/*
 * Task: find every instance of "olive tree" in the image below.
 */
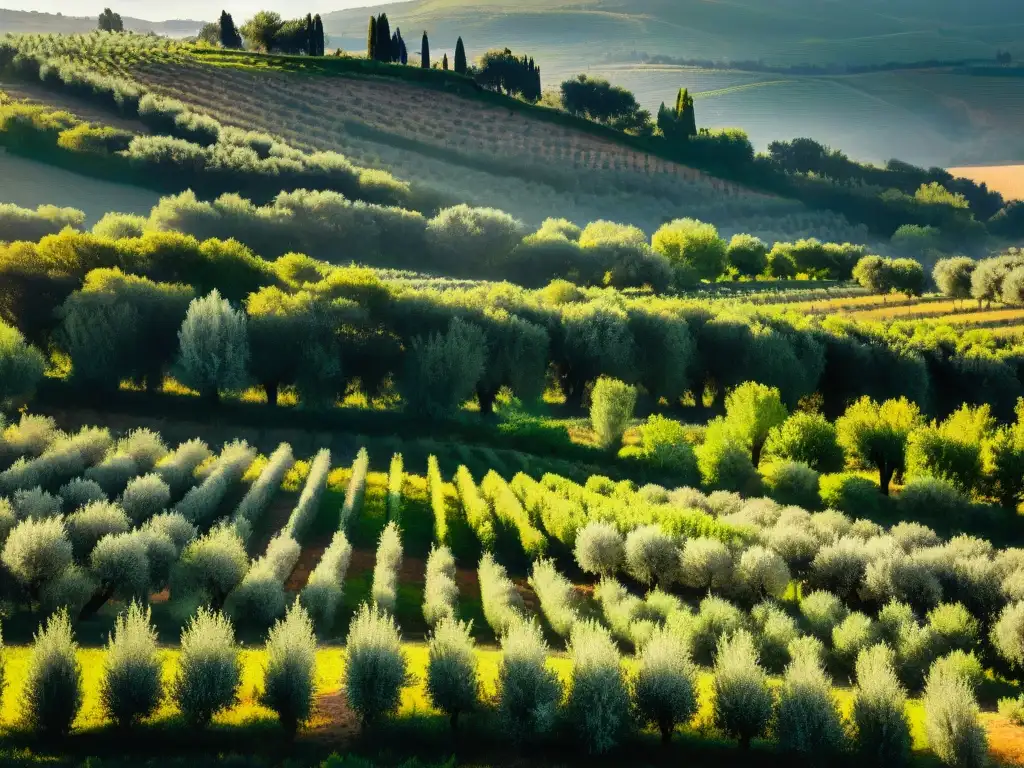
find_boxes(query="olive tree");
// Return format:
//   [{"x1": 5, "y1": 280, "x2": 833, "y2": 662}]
[
  {"x1": 764, "y1": 411, "x2": 845, "y2": 473},
  {"x1": 403, "y1": 317, "x2": 487, "y2": 419},
  {"x1": 590, "y1": 377, "x2": 637, "y2": 451},
  {"x1": 933, "y1": 257, "x2": 976, "y2": 305},
  {"x1": 722, "y1": 382, "x2": 788, "y2": 467},
  {"x1": 0, "y1": 321, "x2": 45, "y2": 410},
  {"x1": 836, "y1": 396, "x2": 922, "y2": 495},
  {"x1": 652, "y1": 218, "x2": 727, "y2": 279},
  {"x1": 173, "y1": 290, "x2": 249, "y2": 403}
]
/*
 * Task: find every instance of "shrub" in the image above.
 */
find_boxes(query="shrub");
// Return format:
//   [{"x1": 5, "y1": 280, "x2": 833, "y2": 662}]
[
  {"x1": 676, "y1": 595, "x2": 747, "y2": 666},
  {"x1": 426, "y1": 616, "x2": 478, "y2": 729},
  {"x1": 573, "y1": 521, "x2": 624, "y2": 578},
  {"x1": 423, "y1": 545, "x2": 458, "y2": 628},
  {"x1": 635, "y1": 415, "x2": 700, "y2": 483},
  {"x1": 300, "y1": 530, "x2": 352, "y2": 636},
  {"x1": 590, "y1": 377, "x2": 637, "y2": 451},
  {"x1": 371, "y1": 521, "x2": 402, "y2": 615},
  {"x1": 735, "y1": 545, "x2": 791, "y2": 602},
  {"x1": 23, "y1": 609, "x2": 83, "y2": 735},
  {"x1": 922, "y1": 663, "x2": 988, "y2": 768},
  {"x1": 343, "y1": 603, "x2": 409, "y2": 729},
  {"x1": 762, "y1": 460, "x2": 820, "y2": 509},
  {"x1": 100, "y1": 602, "x2": 162, "y2": 728},
  {"x1": 851, "y1": 645, "x2": 911, "y2": 767},
  {"x1": 231, "y1": 443, "x2": 294, "y2": 537},
  {"x1": 2, "y1": 516, "x2": 72, "y2": 594},
  {"x1": 282, "y1": 447, "x2": 329, "y2": 540},
  {"x1": 819, "y1": 472, "x2": 882, "y2": 516},
  {"x1": 117, "y1": 473, "x2": 171, "y2": 525},
  {"x1": 624, "y1": 525, "x2": 679, "y2": 587},
  {"x1": 751, "y1": 601, "x2": 799, "y2": 673},
  {"x1": 766, "y1": 523, "x2": 820, "y2": 575},
  {"x1": 833, "y1": 612, "x2": 879, "y2": 678},
  {"x1": 930, "y1": 650, "x2": 984, "y2": 692},
  {"x1": 14, "y1": 487, "x2": 62, "y2": 519},
  {"x1": 172, "y1": 526, "x2": 249, "y2": 610},
  {"x1": 697, "y1": 421, "x2": 763, "y2": 494},
  {"x1": 0, "y1": 322, "x2": 45, "y2": 411},
  {"x1": 90, "y1": 530, "x2": 152, "y2": 602},
  {"x1": 890, "y1": 521, "x2": 940, "y2": 552},
  {"x1": 764, "y1": 412, "x2": 845, "y2": 473},
  {"x1": 496, "y1": 619, "x2": 562, "y2": 742},
  {"x1": 926, "y1": 603, "x2": 979, "y2": 657},
  {"x1": 58, "y1": 478, "x2": 106, "y2": 512},
  {"x1": 404, "y1": 317, "x2": 486, "y2": 419},
  {"x1": 896, "y1": 477, "x2": 968, "y2": 524},
  {"x1": 809, "y1": 537, "x2": 870, "y2": 601},
  {"x1": 155, "y1": 438, "x2": 212, "y2": 496},
  {"x1": 679, "y1": 537, "x2": 733, "y2": 591},
  {"x1": 478, "y1": 552, "x2": 526, "y2": 637},
  {"x1": 85, "y1": 456, "x2": 140, "y2": 497},
  {"x1": 566, "y1": 620, "x2": 630, "y2": 754},
  {"x1": 712, "y1": 629, "x2": 772, "y2": 750},
  {"x1": 800, "y1": 590, "x2": 848, "y2": 642},
  {"x1": 775, "y1": 656, "x2": 847, "y2": 762},
  {"x1": 0, "y1": 498, "x2": 14, "y2": 547},
  {"x1": 863, "y1": 553, "x2": 942, "y2": 615},
  {"x1": 173, "y1": 608, "x2": 240, "y2": 727},
  {"x1": 261, "y1": 603, "x2": 317, "y2": 737},
  {"x1": 632, "y1": 626, "x2": 697, "y2": 743},
  {"x1": 992, "y1": 601, "x2": 1024, "y2": 667}
]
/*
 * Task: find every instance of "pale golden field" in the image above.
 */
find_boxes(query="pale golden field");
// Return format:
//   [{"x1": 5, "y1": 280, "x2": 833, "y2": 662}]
[{"x1": 950, "y1": 165, "x2": 1024, "y2": 202}]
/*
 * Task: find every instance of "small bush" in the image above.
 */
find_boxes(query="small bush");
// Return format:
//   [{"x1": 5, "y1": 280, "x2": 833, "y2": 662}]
[
  {"x1": 300, "y1": 530, "x2": 352, "y2": 636},
  {"x1": 573, "y1": 521, "x2": 625, "y2": 578},
  {"x1": 344, "y1": 603, "x2": 409, "y2": 729},
  {"x1": 930, "y1": 650, "x2": 984, "y2": 692},
  {"x1": 819, "y1": 473, "x2": 882, "y2": 517},
  {"x1": 764, "y1": 412, "x2": 845, "y2": 473},
  {"x1": 675, "y1": 595, "x2": 747, "y2": 666},
  {"x1": 261, "y1": 603, "x2": 317, "y2": 736},
  {"x1": 751, "y1": 601, "x2": 799, "y2": 673},
  {"x1": 712, "y1": 629, "x2": 773, "y2": 750},
  {"x1": 590, "y1": 377, "x2": 637, "y2": 451},
  {"x1": 762, "y1": 460, "x2": 821, "y2": 509},
  {"x1": 624, "y1": 525, "x2": 679, "y2": 587},
  {"x1": 897, "y1": 476, "x2": 968, "y2": 524},
  {"x1": 13, "y1": 487, "x2": 62, "y2": 520},
  {"x1": 735, "y1": 545, "x2": 791, "y2": 602},
  {"x1": 926, "y1": 603, "x2": 979, "y2": 657},
  {"x1": 100, "y1": 602, "x2": 162, "y2": 728},
  {"x1": 2, "y1": 516, "x2": 72, "y2": 593},
  {"x1": 119, "y1": 474, "x2": 171, "y2": 524},
  {"x1": 371, "y1": 521, "x2": 403, "y2": 615},
  {"x1": 922, "y1": 662, "x2": 988, "y2": 768},
  {"x1": 425, "y1": 616, "x2": 478, "y2": 729},
  {"x1": 809, "y1": 537, "x2": 870, "y2": 601},
  {"x1": 800, "y1": 590, "x2": 849, "y2": 642},
  {"x1": 40, "y1": 564, "x2": 96, "y2": 617},
  {"x1": 851, "y1": 645, "x2": 911, "y2": 767},
  {"x1": 58, "y1": 478, "x2": 106, "y2": 512},
  {"x1": 478, "y1": 552, "x2": 526, "y2": 637},
  {"x1": 22, "y1": 610, "x2": 83, "y2": 736},
  {"x1": 632, "y1": 626, "x2": 697, "y2": 745},
  {"x1": 993, "y1": 600, "x2": 1024, "y2": 668},
  {"x1": 529, "y1": 558, "x2": 581, "y2": 637},
  {"x1": 423, "y1": 545, "x2": 458, "y2": 628},
  {"x1": 173, "y1": 608, "x2": 240, "y2": 727},
  {"x1": 775, "y1": 655, "x2": 847, "y2": 762},
  {"x1": 566, "y1": 620, "x2": 630, "y2": 754},
  {"x1": 833, "y1": 612, "x2": 879, "y2": 678},
  {"x1": 679, "y1": 537, "x2": 733, "y2": 591},
  {"x1": 496, "y1": 619, "x2": 562, "y2": 742},
  {"x1": 172, "y1": 526, "x2": 248, "y2": 610},
  {"x1": 66, "y1": 501, "x2": 131, "y2": 561},
  {"x1": 863, "y1": 553, "x2": 943, "y2": 615}
]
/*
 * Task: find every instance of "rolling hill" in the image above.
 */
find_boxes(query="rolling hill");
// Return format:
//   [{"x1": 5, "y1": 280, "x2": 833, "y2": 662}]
[
  {"x1": 0, "y1": 8, "x2": 205, "y2": 36},
  {"x1": 322, "y1": 0, "x2": 1024, "y2": 167}
]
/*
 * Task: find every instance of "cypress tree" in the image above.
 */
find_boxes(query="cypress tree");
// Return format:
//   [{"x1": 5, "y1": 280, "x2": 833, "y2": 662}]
[
  {"x1": 367, "y1": 16, "x2": 376, "y2": 60},
  {"x1": 376, "y1": 14, "x2": 392, "y2": 62},
  {"x1": 421, "y1": 31, "x2": 430, "y2": 69},
  {"x1": 313, "y1": 15, "x2": 324, "y2": 56},
  {"x1": 442, "y1": 53, "x2": 449, "y2": 71},
  {"x1": 219, "y1": 11, "x2": 242, "y2": 49},
  {"x1": 679, "y1": 88, "x2": 697, "y2": 137},
  {"x1": 454, "y1": 36, "x2": 467, "y2": 75},
  {"x1": 305, "y1": 13, "x2": 314, "y2": 56}
]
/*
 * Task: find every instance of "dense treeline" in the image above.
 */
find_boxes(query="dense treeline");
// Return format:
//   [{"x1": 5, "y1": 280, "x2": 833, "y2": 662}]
[
  {"x1": 0, "y1": 217, "x2": 1022, "y2": 427},
  {"x1": 135, "y1": 189, "x2": 870, "y2": 289}
]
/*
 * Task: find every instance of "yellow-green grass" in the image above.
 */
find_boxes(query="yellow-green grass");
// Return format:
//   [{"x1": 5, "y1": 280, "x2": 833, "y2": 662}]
[
  {"x1": 0, "y1": 644, "x2": 936, "y2": 753},
  {"x1": 844, "y1": 298, "x2": 978, "y2": 321},
  {"x1": 779, "y1": 293, "x2": 938, "y2": 314}
]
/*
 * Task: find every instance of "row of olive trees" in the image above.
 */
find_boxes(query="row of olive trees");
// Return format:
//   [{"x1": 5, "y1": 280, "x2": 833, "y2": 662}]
[{"x1": 934, "y1": 248, "x2": 1024, "y2": 307}]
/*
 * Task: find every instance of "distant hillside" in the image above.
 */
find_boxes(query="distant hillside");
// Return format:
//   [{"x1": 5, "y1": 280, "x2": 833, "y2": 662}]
[
  {"x1": 321, "y1": 0, "x2": 1024, "y2": 168},
  {"x1": 323, "y1": 0, "x2": 1023, "y2": 68},
  {"x1": 0, "y1": 9, "x2": 205, "y2": 37}
]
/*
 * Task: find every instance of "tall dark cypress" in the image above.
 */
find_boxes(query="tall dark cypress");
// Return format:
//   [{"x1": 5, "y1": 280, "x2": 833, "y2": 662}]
[
  {"x1": 376, "y1": 14, "x2": 392, "y2": 62},
  {"x1": 420, "y1": 31, "x2": 430, "y2": 68},
  {"x1": 305, "y1": 13, "x2": 314, "y2": 56},
  {"x1": 367, "y1": 16, "x2": 377, "y2": 60},
  {"x1": 220, "y1": 11, "x2": 242, "y2": 49},
  {"x1": 313, "y1": 15, "x2": 324, "y2": 56},
  {"x1": 442, "y1": 52, "x2": 449, "y2": 71},
  {"x1": 454, "y1": 36, "x2": 467, "y2": 75}
]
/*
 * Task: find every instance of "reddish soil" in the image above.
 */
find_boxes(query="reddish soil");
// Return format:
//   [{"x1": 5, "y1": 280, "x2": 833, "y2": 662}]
[
  {"x1": 305, "y1": 690, "x2": 361, "y2": 746},
  {"x1": 985, "y1": 714, "x2": 1024, "y2": 766},
  {"x1": 286, "y1": 542, "x2": 327, "y2": 592}
]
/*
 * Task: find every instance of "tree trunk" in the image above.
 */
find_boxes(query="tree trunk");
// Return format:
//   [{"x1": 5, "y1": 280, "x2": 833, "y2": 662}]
[
  {"x1": 265, "y1": 381, "x2": 279, "y2": 407},
  {"x1": 79, "y1": 583, "x2": 116, "y2": 621},
  {"x1": 205, "y1": 388, "x2": 220, "y2": 406},
  {"x1": 450, "y1": 710, "x2": 460, "y2": 730},
  {"x1": 660, "y1": 718, "x2": 673, "y2": 745},
  {"x1": 477, "y1": 386, "x2": 495, "y2": 416},
  {"x1": 751, "y1": 438, "x2": 765, "y2": 468},
  {"x1": 879, "y1": 463, "x2": 895, "y2": 496},
  {"x1": 739, "y1": 734, "x2": 752, "y2": 751}
]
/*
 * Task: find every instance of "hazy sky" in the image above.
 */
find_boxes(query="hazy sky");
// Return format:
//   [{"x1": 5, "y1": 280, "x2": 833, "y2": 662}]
[{"x1": 3, "y1": 0, "x2": 380, "y2": 22}]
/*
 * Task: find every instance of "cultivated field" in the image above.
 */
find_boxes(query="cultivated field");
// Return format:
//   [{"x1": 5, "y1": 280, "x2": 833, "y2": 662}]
[{"x1": 950, "y1": 166, "x2": 1024, "y2": 202}]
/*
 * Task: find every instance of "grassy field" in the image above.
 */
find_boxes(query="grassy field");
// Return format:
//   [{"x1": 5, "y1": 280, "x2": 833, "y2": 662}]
[{"x1": 0, "y1": 150, "x2": 159, "y2": 225}]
